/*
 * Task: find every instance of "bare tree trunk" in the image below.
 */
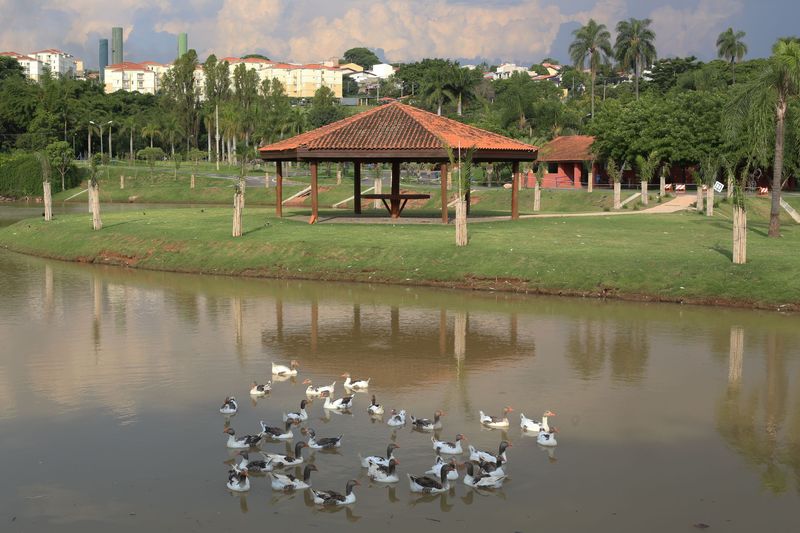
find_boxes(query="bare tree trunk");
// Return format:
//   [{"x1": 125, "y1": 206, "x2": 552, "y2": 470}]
[
  {"x1": 43, "y1": 181, "x2": 52, "y2": 221},
  {"x1": 447, "y1": 171, "x2": 452, "y2": 191},
  {"x1": 769, "y1": 102, "x2": 786, "y2": 237},
  {"x1": 455, "y1": 199, "x2": 468, "y2": 246},
  {"x1": 232, "y1": 185, "x2": 243, "y2": 237},
  {"x1": 88, "y1": 181, "x2": 93, "y2": 213},
  {"x1": 373, "y1": 165, "x2": 382, "y2": 209},
  {"x1": 264, "y1": 169, "x2": 270, "y2": 189},
  {"x1": 534, "y1": 181, "x2": 541, "y2": 212},
  {"x1": 336, "y1": 165, "x2": 342, "y2": 185},
  {"x1": 613, "y1": 181, "x2": 621, "y2": 209},
  {"x1": 727, "y1": 176, "x2": 733, "y2": 199},
  {"x1": 120, "y1": 175, "x2": 125, "y2": 189},
  {"x1": 190, "y1": 174, "x2": 195, "y2": 189},
  {"x1": 733, "y1": 205, "x2": 747, "y2": 264},
  {"x1": 207, "y1": 130, "x2": 211, "y2": 161},
  {"x1": 696, "y1": 186, "x2": 704, "y2": 212},
  {"x1": 91, "y1": 182, "x2": 102, "y2": 230},
  {"x1": 660, "y1": 175, "x2": 666, "y2": 197},
  {"x1": 706, "y1": 187, "x2": 714, "y2": 216},
  {"x1": 587, "y1": 167, "x2": 593, "y2": 193},
  {"x1": 641, "y1": 180, "x2": 648, "y2": 205}
]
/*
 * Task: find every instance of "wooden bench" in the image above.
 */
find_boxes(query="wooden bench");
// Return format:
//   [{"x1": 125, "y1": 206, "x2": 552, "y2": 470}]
[{"x1": 361, "y1": 193, "x2": 431, "y2": 218}]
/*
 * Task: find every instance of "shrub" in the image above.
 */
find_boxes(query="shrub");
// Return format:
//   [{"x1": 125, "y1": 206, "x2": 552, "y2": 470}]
[{"x1": 0, "y1": 152, "x2": 82, "y2": 198}]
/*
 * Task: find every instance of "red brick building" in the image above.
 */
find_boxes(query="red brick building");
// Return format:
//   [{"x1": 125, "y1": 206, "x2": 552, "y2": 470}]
[{"x1": 530, "y1": 135, "x2": 597, "y2": 188}]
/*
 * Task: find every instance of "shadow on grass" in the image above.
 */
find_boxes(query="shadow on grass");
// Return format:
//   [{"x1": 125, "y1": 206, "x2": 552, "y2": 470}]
[
  {"x1": 243, "y1": 224, "x2": 270, "y2": 236},
  {"x1": 102, "y1": 219, "x2": 142, "y2": 229},
  {"x1": 710, "y1": 243, "x2": 733, "y2": 260}
]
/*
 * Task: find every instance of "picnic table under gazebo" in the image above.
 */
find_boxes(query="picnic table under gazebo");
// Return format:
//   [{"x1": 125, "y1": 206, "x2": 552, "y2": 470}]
[{"x1": 258, "y1": 102, "x2": 538, "y2": 223}]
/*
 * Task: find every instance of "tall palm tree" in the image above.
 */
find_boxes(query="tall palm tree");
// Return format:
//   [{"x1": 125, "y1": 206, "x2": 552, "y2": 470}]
[
  {"x1": 569, "y1": 19, "x2": 613, "y2": 118},
  {"x1": 161, "y1": 114, "x2": 185, "y2": 157},
  {"x1": 141, "y1": 122, "x2": 162, "y2": 148},
  {"x1": 729, "y1": 38, "x2": 800, "y2": 237},
  {"x1": 717, "y1": 28, "x2": 748, "y2": 84},
  {"x1": 423, "y1": 69, "x2": 455, "y2": 116},
  {"x1": 118, "y1": 117, "x2": 138, "y2": 162},
  {"x1": 447, "y1": 67, "x2": 478, "y2": 116},
  {"x1": 614, "y1": 18, "x2": 657, "y2": 99}
]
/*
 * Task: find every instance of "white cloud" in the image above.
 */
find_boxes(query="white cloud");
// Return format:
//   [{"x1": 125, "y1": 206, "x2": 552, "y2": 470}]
[{"x1": 649, "y1": 0, "x2": 745, "y2": 58}]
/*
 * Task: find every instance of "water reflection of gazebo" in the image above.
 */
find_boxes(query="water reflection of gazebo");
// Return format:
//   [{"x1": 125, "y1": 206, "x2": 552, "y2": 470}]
[{"x1": 258, "y1": 102, "x2": 538, "y2": 223}]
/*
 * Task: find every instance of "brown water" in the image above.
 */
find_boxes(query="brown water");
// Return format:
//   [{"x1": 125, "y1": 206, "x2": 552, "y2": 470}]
[{"x1": 1, "y1": 247, "x2": 799, "y2": 532}]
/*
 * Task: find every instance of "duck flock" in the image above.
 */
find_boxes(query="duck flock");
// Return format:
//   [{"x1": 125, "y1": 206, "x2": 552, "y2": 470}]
[{"x1": 219, "y1": 360, "x2": 559, "y2": 506}]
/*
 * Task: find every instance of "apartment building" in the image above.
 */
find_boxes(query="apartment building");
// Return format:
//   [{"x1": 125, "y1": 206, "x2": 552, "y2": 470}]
[
  {"x1": 0, "y1": 51, "x2": 46, "y2": 80},
  {"x1": 30, "y1": 48, "x2": 79, "y2": 76},
  {"x1": 103, "y1": 62, "x2": 160, "y2": 94}
]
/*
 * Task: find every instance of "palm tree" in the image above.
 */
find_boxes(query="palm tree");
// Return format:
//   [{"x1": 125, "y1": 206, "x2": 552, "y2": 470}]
[
  {"x1": 447, "y1": 67, "x2": 478, "y2": 116},
  {"x1": 717, "y1": 28, "x2": 748, "y2": 84},
  {"x1": 118, "y1": 117, "x2": 138, "y2": 162},
  {"x1": 614, "y1": 18, "x2": 657, "y2": 99},
  {"x1": 141, "y1": 122, "x2": 162, "y2": 148},
  {"x1": 569, "y1": 19, "x2": 613, "y2": 118},
  {"x1": 161, "y1": 114, "x2": 185, "y2": 157},
  {"x1": 729, "y1": 38, "x2": 800, "y2": 237},
  {"x1": 423, "y1": 69, "x2": 455, "y2": 116}
]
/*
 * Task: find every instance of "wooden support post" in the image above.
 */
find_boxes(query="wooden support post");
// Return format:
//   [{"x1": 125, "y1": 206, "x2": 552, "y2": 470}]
[
  {"x1": 310, "y1": 162, "x2": 318, "y2": 224},
  {"x1": 440, "y1": 163, "x2": 448, "y2": 224},
  {"x1": 275, "y1": 162, "x2": 283, "y2": 217},
  {"x1": 391, "y1": 160, "x2": 401, "y2": 218},
  {"x1": 353, "y1": 162, "x2": 362, "y2": 214},
  {"x1": 511, "y1": 161, "x2": 520, "y2": 220}
]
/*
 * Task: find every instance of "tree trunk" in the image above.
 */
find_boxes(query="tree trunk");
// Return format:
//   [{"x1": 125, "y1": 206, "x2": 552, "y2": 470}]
[
  {"x1": 264, "y1": 170, "x2": 270, "y2": 189},
  {"x1": 769, "y1": 102, "x2": 786, "y2": 237},
  {"x1": 534, "y1": 181, "x2": 541, "y2": 212},
  {"x1": 590, "y1": 67, "x2": 596, "y2": 118},
  {"x1": 120, "y1": 175, "x2": 125, "y2": 189},
  {"x1": 660, "y1": 175, "x2": 666, "y2": 197},
  {"x1": 696, "y1": 186, "x2": 704, "y2": 212},
  {"x1": 60, "y1": 171, "x2": 65, "y2": 192},
  {"x1": 130, "y1": 131, "x2": 134, "y2": 163},
  {"x1": 43, "y1": 181, "x2": 52, "y2": 221},
  {"x1": 373, "y1": 165, "x2": 382, "y2": 209},
  {"x1": 641, "y1": 180, "x2": 648, "y2": 205},
  {"x1": 706, "y1": 187, "x2": 714, "y2": 216},
  {"x1": 190, "y1": 174, "x2": 195, "y2": 189},
  {"x1": 88, "y1": 181, "x2": 93, "y2": 213},
  {"x1": 635, "y1": 57, "x2": 640, "y2": 99},
  {"x1": 587, "y1": 167, "x2": 593, "y2": 193},
  {"x1": 457, "y1": 94, "x2": 462, "y2": 117},
  {"x1": 336, "y1": 166, "x2": 342, "y2": 185},
  {"x1": 455, "y1": 199, "x2": 468, "y2": 246},
  {"x1": 207, "y1": 130, "x2": 211, "y2": 161},
  {"x1": 447, "y1": 171, "x2": 452, "y2": 191},
  {"x1": 91, "y1": 182, "x2": 102, "y2": 230},
  {"x1": 613, "y1": 181, "x2": 621, "y2": 209},
  {"x1": 733, "y1": 205, "x2": 747, "y2": 264},
  {"x1": 437, "y1": 101, "x2": 442, "y2": 116},
  {"x1": 232, "y1": 187, "x2": 243, "y2": 237},
  {"x1": 727, "y1": 176, "x2": 733, "y2": 198}
]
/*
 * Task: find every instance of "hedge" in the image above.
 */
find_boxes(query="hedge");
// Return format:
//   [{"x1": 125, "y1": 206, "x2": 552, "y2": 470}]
[{"x1": 0, "y1": 152, "x2": 82, "y2": 198}]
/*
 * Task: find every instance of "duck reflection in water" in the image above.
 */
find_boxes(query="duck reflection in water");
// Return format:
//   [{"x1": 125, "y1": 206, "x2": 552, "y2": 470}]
[
  {"x1": 408, "y1": 490, "x2": 455, "y2": 512},
  {"x1": 237, "y1": 493, "x2": 248, "y2": 513},
  {"x1": 319, "y1": 408, "x2": 353, "y2": 423},
  {"x1": 304, "y1": 489, "x2": 362, "y2": 522}
]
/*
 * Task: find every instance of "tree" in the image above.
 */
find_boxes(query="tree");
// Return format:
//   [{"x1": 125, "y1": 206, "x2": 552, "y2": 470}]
[
  {"x1": 118, "y1": 116, "x2": 138, "y2": 162},
  {"x1": 161, "y1": 49, "x2": 201, "y2": 149},
  {"x1": 343, "y1": 47, "x2": 380, "y2": 69},
  {"x1": 0, "y1": 56, "x2": 24, "y2": 81},
  {"x1": 172, "y1": 153, "x2": 182, "y2": 180},
  {"x1": 35, "y1": 150, "x2": 53, "y2": 221},
  {"x1": 161, "y1": 113, "x2": 185, "y2": 156},
  {"x1": 308, "y1": 86, "x2": 343, "y2": 128},
  {"x1": 448, "y1": 67, "x2": 480, "y2": 116},
  {"x1": 422, "y1": 67, "x2": 454, "y2": 116},
  {"x1": 614, "y1": 18, "x2": 657, "y2": 99},
  {"x1": 89, "y1": 153, "x2": 102, "y2": 230},
  {"x1": 258, "y1": 78, "x2": 292, "y2": 142},
  {"x1": 569, "y1": 18, "x2": 613, "y2": 118},
  {"x1": 717, "y1": 28, "x2": 748, "y2": 84},
  {"x1": 635, "y1": 151, "x2": 659, "y2": 206},
  {"x1": 606, "y1": 157, "x2": 623, "y2": 209},
  {"x1": 728, "y1": 38, "x2": 800, "y2": 237},
  {"x1": 137, "y1": 147, "x2": 165, "y2": 175},
  {"x1": 187, "y1": 148, "x2": 205, "y2": 189},
  {"x1": 142, "y1": 122, "x2": 161, "y2": 148},
  {"x1": 46, "y1": 141, "x2": 74, "y2": 191}
]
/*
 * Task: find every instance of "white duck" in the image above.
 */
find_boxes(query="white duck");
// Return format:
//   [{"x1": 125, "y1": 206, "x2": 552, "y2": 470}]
[
  {"x1": 226, "y1": 466, "x2": 250, "y2": 492},
  {"x1": 387, "y1": 409, "x2": 406, "y2": 427},
  {"x1": 432, "y1": 434, "x2": 466, "y2": 455},
  {"x1": 368, "y1": 459, "x2": 400, "y2": 483},
  {"x1": 323, "y1": 393, "x2": 354, "y2": 411},
  {"x1": 477, "y1": 455, "x2": 506, "y2": 477},
  {"x1": 360, "y1": 443, "x2": 400, "y2": 468},
  {"x1": 341, "y1": 372, "x2": 370, "y2": 391},
  {"x1": 259, "y1": 420, "x2": 295, "y2": 440},
  {"x1": 411, "y1": 411, "x2": 444, "y2": 431},
  {"x1": 236, "y1": 451, "x2": 273, "y2": 473},
  {"x1": 223, "y1": 427, "x2": 262, "y2": 449},
  {"x1": 425, "y1": 456, "x2": 459, "y2": 481},
  {"x1": 520, "y1": 410, "x2": 555, "y2": 433},
  {"x1": 270, "y1": 464, "x2": 316, "y2": 491},
  {"x1": 537, "y1": 427, "x2": 558, "y2": 447},
  {"x1": 219, "y1": 396, "x2": 238, "y2": 415},
  {"x1": 479, "y1": 407, "x2": 514, "y2": 428},
  {"x1": 265, "y1": 442, "x2": 309, "y2": 467},
  {"x1": 463, "y1": 461, "x2": 506, "y2": 489},
  {"x1": 367, "y1": 395, "x2": 384, "y2": 416},
  {"x1": 249, "y1": 381, "x2": 271, "y2": 397},
  {"x1": 468, "y1": 440, "x2": 511, "y2": 465},
  {"x1": 408, "y1": 463, "x2": 455, "y2": 494},
  {"x1": 306, "y1": 428, "x2": 343, "y2": 449},
  {"x1": 303, "y1": 379, "x2": 335, "y2": 397},
  {"x1": 282, "y1": 399, "x2": 309, "y2": 423},
  {"x1": 311, "y1": 479, "x2": 359, "y2": 505},
  {"x1": 272, "y1": 360, "x2": 299, "y2": 377}
]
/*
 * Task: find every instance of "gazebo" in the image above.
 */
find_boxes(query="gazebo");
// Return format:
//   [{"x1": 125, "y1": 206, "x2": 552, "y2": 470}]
[{"x1": 258, "y1": 102, "x2": 537, "y2": 223}]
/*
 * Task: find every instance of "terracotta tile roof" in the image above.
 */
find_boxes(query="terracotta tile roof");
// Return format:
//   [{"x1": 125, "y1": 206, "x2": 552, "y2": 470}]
[
  {"x1": 537, "y1": 135, "x2": 595, "y2": 162},
  {"x1": 259, "y1": 102, "x2": 537, "y2": 159},
  {"x1": 106, "y1": 62, "x2": 151, "y2": 72},
  {"x1": 0, "y1": 51, "x2": 35, "y2": 61},
  {"x1": 33, "y1": 48, "x2": 69, "y2": 55}
]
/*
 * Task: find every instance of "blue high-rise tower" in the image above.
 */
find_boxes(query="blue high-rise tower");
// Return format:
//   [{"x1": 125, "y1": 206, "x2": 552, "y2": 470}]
[{"x1": 99, "y1": 39, "x2": 108, "y2": 83}]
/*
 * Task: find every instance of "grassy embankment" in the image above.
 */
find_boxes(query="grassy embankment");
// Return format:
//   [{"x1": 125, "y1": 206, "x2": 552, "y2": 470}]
[{"x1": 1, "y1": 202, "x2": 798, "y2": 310}]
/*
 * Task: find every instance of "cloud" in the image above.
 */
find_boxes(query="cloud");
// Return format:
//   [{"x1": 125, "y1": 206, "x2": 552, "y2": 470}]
[{"x1": 649, "y1": 0, "x2": 745, "y2": 58}]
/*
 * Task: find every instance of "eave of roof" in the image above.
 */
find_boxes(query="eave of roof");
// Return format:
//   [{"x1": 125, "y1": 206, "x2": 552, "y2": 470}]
[{"x1": 537, "y1": 135, "x2": 595, "y2": 162}]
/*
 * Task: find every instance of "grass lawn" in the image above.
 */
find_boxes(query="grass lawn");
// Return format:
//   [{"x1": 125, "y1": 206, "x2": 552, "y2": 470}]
[{"x1": 1, "y1": 205, "x2": 798, "y2": 310}]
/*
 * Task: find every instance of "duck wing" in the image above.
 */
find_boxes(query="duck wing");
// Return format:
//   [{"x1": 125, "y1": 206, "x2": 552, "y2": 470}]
[
  {"x1": 315, "y1": 436, "x2": 342, "y2": 447},
  {"x1": 410, "y1": 475, "x2": 443, "y2": 490}
]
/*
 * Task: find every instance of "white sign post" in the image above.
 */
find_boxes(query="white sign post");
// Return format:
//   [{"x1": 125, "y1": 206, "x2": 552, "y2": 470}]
[{"x1": 713, "y1": 181, "x2": 725, "y2": 193}]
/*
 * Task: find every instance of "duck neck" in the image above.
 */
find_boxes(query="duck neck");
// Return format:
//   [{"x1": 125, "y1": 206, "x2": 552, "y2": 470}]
[
  {"x1": 294, "y1": 442, "x2": 304, "y2": 458},
  {"x1": 542, "y1": 415, "x2": 549, "y2": 431}
]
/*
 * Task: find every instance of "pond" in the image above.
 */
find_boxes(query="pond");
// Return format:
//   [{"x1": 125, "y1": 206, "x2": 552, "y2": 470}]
[{"x1": 1, "y1": 211, "x2": 799, "y2": 532}]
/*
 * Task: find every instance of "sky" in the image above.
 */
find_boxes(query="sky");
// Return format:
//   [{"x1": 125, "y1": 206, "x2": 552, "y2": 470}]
[{"x1": 1, "y1": 0, "x2": 797, "y2": 70}]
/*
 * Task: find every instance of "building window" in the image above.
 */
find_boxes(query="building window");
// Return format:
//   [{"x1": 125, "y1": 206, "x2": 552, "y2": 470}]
[{"x1": 547, "y1": 162, "x2": 558, "y2": 174}]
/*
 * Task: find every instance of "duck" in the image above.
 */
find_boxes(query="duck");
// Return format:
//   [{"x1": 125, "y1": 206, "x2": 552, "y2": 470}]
[
  {"x1": 223, "y1": 427, "x2": 262, "y2": 449},
  {"x1": 236, "y1": 451, "x2": 273, "y2": 473},
  {"x1": 311, "y1": 479, "x2": 359, "y2": 505},
  {"x1": 226, "y1": 466, "x2": 250, "y2": 492},
  {"x1": 468, "y1": 440, "x2": 511, "y2": 465},
  {"x1": 410, "y1": 411, "x2": 444, "y2": 431},
  {"x1": 341, "y1": 372, "x2": 370, "y2": 391},
  {"x1": 368, "y1": 458, "x2": 400, "y2": 483},
  {"x1": 387, "y1": 409, "x2": 406, "y2": 427},
  {"x1": 479, "y1": 407, "x2": 514, "y2": 428},
  {"x1": 219, "y1": 396, "x2": 238, "y2": 415},
  {"x1": 259, "y1": 420, "x2": 295, "y2": 440},
  {"x1": 323, "y1": 393, "x2": 354, "y2": 411},
  {"x1": 283, "y1": 399, "x2": 309, "y2": 423},
  {"x1": 463, "y1": 461, "x2": 506, "y2": 489},
  {"x1": 367, "y1": 395, "x2": 384, "y2": 416},
  {"x1": 425, "y1": 455, "x2": 460, "y2": 481},
  {"x1": 520, "y1": 410, "x2": 555, "y2": 433},
  {"x1": 265, "y1": 442, "x2": 309, "y2": 467},
  {"x1": 360, "y1": 443, "x2": 400, "y2": 468},
  {"x1": 537, "y1": 427, "x2": 558, "y2": 447},
  {"x1": 270, "y1": 464, "x2": 316, "y2": 491},
  {"x1": 306, "y1": 428, "x2": 343, "y2": 449},
  {"x1": 272, "y1": 360, "x2": 299, "y2": 376},
  {"x1": 477, "y1": 454, "x2": 506, "y2": 477},
  {"x1": 408, "y1": 463, "x2": 455, "y2": 494},
  {"x1": 432, "y1": 434, "x2": 465, "y2": 455},
  {"x1": 249, "y1": 381, "x2": 271, "y2": 397},
  {"x1": 303, "y1": 379, "x2": 335, "y2": 397}
]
